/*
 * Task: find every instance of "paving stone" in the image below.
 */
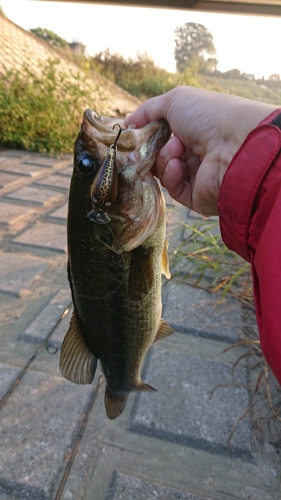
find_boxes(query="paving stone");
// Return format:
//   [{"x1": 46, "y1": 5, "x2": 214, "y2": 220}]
[
  {"x1": 163, "y1": 189, "x2": 188, "y2": 253},
  {"x1": 165, "y1": 205, "x2": 188, "y2": 251},
  {"x1": 49, "y1": 203, "x2": 68, "y2": 221},
  {"x1": 0, "y1": 151, "x2": 30, "y2": 159},
  {"x1": 23, "y1": 156, "x2": 60, "y2": 167},
  {"x1": 57, "y1": 166, "x2": 73, "y2": 177},
  {"x1": 88, "y1": 442, "x2": 280, "y2": 500},
  {"x1": 129, "y1": 347, "x2": 251, "y2": 459},
  {"x1": 187, "y1": 208, "x2": 209, "y2": 220},
  {"x1": 59, "y1": 373, "x2": 107, "y2": 500},
  {"x1": 13, "y1": 222, "x2": 67, "y2": 253},
  {"x1": 108, "y1": 471, "x2": 212, "y2": 500},
  {"x1": 0, "y1": 172, "x2": 23, "y2": 188},
  {"x1": 0, "y1": 364, "x2": 22, "y2": 401},
  {"x1": 181, "y1": 216, "x2": 220, "y2": 243},
  {"x1": 0, "y1": 252, "x2": 49, "y2": 297},
  {"x1": 0, "y1": 162, "x2": 45, "y2": 177},
  {"x1": 48, "y1": 305, "x2": 73, "y2": 347},
  {"x1": 163, "y1": 282, "x2": 242, "y2": 342},
  {"x1": 0, "y1": 368, "x2": 95, "y2": 500},
  {"x1": 35, "y1": 174, "x2": 70, "y2": 190},
  {"x1": 0, "y1": 156, "x2": 13, "y2": 163},
  {"x1": 5, "y1": 186, "x2": 62, "y2": 205},
  {"x1": 0, "y1": 202, "x2": 34, "y2": 226},
  {"x1": 20, "y1": 289, "x2": 72, "y2": 343}
]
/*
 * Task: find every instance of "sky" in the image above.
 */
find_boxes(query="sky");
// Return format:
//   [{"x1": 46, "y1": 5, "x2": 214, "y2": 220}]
[{"x1": 1, "y1": 0, "x2": 281, "y2": 79}]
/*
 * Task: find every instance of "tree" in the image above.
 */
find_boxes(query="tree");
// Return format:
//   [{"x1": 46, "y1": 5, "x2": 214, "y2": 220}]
[
  {"x1": 222, "y1": 68, "x2": 242, "y2": 80},
  {"x1": 268, "y1": 74, "x2": 280, "y2": 81},
  {"x1": 30, "y1": 28, "x2": 68, "y2": 48},
  {"x1": 174, "y1": 23, "x2": 217, "y2": 73}
]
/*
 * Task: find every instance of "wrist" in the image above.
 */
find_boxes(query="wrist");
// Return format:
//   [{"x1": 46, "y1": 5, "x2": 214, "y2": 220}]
[
  {"x1": 230, "y1": 101, "x2": 278, "y2": 156},
  {"x1": 219, "y1": 101, "x2": 279, "y2": 174}
]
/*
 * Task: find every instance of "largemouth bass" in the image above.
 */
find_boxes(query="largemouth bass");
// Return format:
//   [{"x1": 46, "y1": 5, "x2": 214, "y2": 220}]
[{"x1": 60, "y1": 109, "x2": 173, "y2": 419}]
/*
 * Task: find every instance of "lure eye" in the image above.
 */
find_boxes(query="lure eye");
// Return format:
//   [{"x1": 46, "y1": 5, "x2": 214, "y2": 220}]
[{"x1": 76, "y1": 152, "x2": 97, "y2": 176}]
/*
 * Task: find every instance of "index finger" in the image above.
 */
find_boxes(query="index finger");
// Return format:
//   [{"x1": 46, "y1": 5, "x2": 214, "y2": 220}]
[{"x1": 124, "y1": 93, "x2": 168, "y2": 128}]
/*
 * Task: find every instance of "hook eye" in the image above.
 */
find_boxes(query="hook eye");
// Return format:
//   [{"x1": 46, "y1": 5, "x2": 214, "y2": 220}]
[
  {"x1": 112, "y1": 124, "x2": 123, "y2": 147},
  {"x1": 46, "y1": 344, "x2": 58, "y2": 355}
]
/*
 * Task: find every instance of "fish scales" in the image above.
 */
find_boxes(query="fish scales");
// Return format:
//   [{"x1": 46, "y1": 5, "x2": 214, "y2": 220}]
[{"x1": 60, "y1": 109, "x2": 173, "y2": 419}]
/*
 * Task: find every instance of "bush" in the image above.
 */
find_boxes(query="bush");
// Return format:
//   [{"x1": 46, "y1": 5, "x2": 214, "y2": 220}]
[
  {"x1": 0, "y1": 59, "x2": 92, "y2": 153},
  {"x1": 90, "y1": 50, "x2": 201, "y2": 99}
]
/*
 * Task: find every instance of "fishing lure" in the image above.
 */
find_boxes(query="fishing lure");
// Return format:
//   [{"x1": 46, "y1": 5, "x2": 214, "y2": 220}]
[{"x1": 87, "y1": 124, "x2": 123, "y2": 224}]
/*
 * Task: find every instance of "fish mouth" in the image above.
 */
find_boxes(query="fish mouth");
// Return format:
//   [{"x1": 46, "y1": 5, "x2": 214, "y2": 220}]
[
  {"x1": 84, "y1": 109, "x2": 136, "y2": 151},
  {"x1": 77, "y1": 109, "x2": 171, "y2": 229},
  {"x1": 83, "y1": 109, "x2": 171, "y2": 163}
]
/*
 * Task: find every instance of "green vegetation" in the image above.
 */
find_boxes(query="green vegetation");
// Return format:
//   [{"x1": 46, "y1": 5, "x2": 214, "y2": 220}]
[
  {"x1": 87, "y1": 47, "x2": 280, "y2": 104},
  {"x1": 30, "y1": 27, "x2": 69, "y2": 48},
  {"x1": 202, "y1": 75, "x2": 281, "y2": 105},
  {"x1": 1, "y1": 48, "x2": 280, "y2": 153},
  {"x1": 89, "y1": 49, "x2": 200, "y2": 99},
  {"x1": 0, "y1": 59, "x2": 93, "y2": 153},
  {"x1": 88, "y1": 49, "x2": 281, "y2": 105},
  {"x1": 1, "y1": 22, "x2": 280, "y2": 153},
  {"x1": 170, "y1": 219, "x2": 253, "y2": 304},
  {"x1": 174, "y1": 22, "x2": 217, "y2": 74}
]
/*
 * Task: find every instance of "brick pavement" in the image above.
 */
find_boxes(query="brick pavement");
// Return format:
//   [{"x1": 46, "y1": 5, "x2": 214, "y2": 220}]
[{"x1": 0, "y1": 150, "x2": 280, "y2": 500}]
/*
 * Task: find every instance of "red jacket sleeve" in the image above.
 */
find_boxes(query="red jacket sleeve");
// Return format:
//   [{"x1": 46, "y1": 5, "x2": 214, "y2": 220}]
[{"x1": 218, "y1": 109, "x2": 281, "y2": 385}]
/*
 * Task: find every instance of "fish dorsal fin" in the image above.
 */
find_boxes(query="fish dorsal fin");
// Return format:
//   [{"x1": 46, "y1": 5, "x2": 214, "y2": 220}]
[
  {"x1": 60, "y1": 309, "x2": 97, "y2": 384},
  {"x1": 105, "y1": 387, "x2": 129, "y2": 419},
  {"x1": 154, "y1": 318, "x2": 174, "y2": 343},
  {"x1": 161, "y1": 239, "x2": 171, "y2": 279}
]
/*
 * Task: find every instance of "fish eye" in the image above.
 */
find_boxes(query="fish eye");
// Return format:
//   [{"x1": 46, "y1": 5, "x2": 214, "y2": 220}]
[{"x1": 76, "y1": 152, "x2": 97, "y2": 176}]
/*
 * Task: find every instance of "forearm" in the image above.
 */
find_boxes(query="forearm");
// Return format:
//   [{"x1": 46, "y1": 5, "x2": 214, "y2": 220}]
[{"x1": 218, "y1": 108, "x2": 281, "y2": 385}]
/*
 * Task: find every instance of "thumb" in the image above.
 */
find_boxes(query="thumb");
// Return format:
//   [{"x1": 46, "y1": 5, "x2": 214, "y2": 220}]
[{"x1": 124, "y1": 94, "x2": 168, "y2": 128}]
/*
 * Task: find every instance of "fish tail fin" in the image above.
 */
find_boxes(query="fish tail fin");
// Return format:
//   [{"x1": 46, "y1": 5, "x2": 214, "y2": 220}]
[
  {"x1": 138, "y1": 382, "x2": 157, "y2": 392},
  {"x1": 60, "y1": 309, "x2": 97, "y2": 384},
  {"x1": 105, "y1": 387, "x2": 129, "y2": 420}
]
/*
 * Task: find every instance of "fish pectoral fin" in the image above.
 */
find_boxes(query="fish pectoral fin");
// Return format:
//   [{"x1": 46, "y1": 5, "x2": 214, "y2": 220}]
[
  {"x1": 161, "y1": 238, "x2": 171, "y2": 279},
  {"x1": 154, "y1": 318, "x2": 174, "y2": 342},
  {"x1": 95, "y1": 225, "x2": 123, "y2": 254},
  {"x1": 105, "y1": 387, "x2": 129, "y2": 419},
  {"x1": 129, "y1": 246, "x2": 154, "y2": 298},
  {"x1": 60, "y1": 309, "x2": 97, "y2": 384}
]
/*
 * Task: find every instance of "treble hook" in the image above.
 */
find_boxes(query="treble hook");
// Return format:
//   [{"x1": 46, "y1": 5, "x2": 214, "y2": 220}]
[{"x1": 111, "y1": 123, "x2": 123, "y2": 148}]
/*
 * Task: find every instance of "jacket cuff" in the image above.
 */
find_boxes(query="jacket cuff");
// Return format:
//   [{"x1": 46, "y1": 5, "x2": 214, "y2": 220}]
[{"x1": 218, "y1": 109, "x2": 281, "y2": 262}]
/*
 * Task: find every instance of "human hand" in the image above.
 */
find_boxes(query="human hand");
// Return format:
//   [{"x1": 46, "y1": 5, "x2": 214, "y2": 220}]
[{"x1": 124, "y1": 86, "x2": 276, "y2": 216}]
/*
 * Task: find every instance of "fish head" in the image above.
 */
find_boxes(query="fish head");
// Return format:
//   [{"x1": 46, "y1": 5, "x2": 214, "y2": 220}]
[{"x1": 72, "y1": 109, "x2": 171, "y2": 251}]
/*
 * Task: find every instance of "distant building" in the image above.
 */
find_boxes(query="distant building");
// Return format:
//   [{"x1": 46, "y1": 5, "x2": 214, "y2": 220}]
[
  {"x1": 243, "y1": 73, "x2": 255, "y2": 81},
  {"x1": 69, "y1": 41, "x2": 86, "y2": 55}
]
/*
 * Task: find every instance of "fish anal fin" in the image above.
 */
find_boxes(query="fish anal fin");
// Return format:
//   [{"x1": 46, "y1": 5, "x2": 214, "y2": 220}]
[
  {"x1": 105, "y1": 387, "x2": 129, "y2": 419},
  {"x1": 129, "y1": 246, "x2": 154, "y2": 298},
  {"x1": 60, "y1": 309, "x2": 97, "y2": 384},
  {"x1": 154, "y1": 318, "x2": 174, "y2": 343},
  {"x1": 138, "y1": 382, "x2": 157, "y2": 392},
  {"x1": 161, "y1": 238, "x2": 171, "y2": 279}
]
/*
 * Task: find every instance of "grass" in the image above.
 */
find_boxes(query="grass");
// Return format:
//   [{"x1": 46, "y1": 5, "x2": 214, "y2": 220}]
[
  {"x1": 169, "y1": 218, "x2": 281, "y2": 433},
  {"x1": 202, "y1": 75, "x2": 281, "y2": 106},
  {"x1": 170, "y1": 218, "x2": 253, "y2": 304}
]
